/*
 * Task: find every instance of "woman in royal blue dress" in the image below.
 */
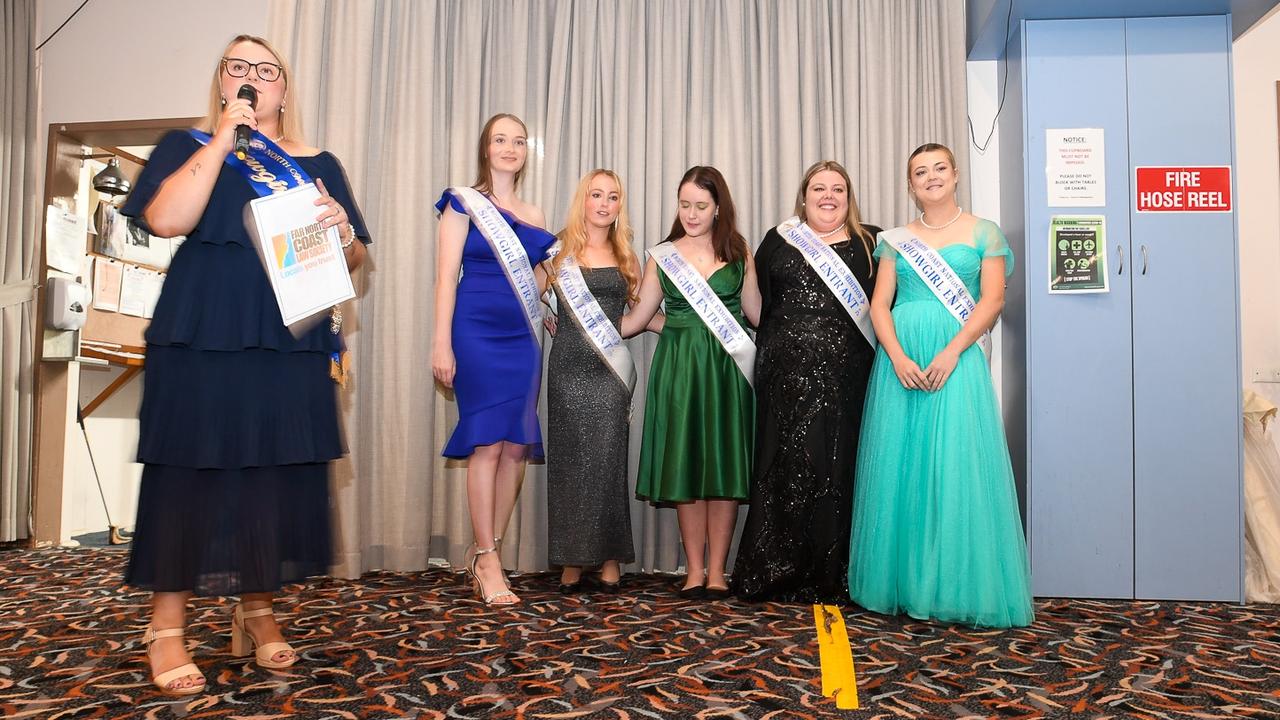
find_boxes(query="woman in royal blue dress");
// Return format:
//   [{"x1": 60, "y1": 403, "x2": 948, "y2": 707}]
[
  {"x1": 123, "y1": 35, "x2": 369, "y2": 694},
  {"x1": 848, "y1": 143, "x2": 1033, "y2": 627},
  {"x1": 432, "y1": 114, "x2": 556, "y2": 606}
]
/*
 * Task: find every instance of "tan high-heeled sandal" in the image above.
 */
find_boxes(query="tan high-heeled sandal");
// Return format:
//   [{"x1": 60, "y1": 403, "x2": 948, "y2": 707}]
[
  {"x1": 142, "y1": 626, "x2": 206, "y2": 696},
  {"x1": 467, "y1": 545, "x2": 519, "y2": 605},
  {"x1": 230, "y1": 605, "x2": 297, "y2": 669}
]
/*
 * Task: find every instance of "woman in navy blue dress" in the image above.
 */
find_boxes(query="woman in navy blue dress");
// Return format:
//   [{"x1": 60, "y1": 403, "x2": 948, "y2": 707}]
[
  {"x1": 432, "y1": 113, "x2": 556, "y2": 605},
  {"x1": 121, "y1": 36, "x2": 369, "y2": 694}
]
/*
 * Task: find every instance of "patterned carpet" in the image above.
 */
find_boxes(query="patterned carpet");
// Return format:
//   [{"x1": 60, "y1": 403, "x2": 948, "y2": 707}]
[{"x1": 2, "y1": 548, "x2": 1279, "y2": 719}]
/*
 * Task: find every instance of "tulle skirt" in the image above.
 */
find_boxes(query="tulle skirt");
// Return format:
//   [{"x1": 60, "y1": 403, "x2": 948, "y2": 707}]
[{"x1": 848, "y1": 301, "x2": 1034, "y2": 627}]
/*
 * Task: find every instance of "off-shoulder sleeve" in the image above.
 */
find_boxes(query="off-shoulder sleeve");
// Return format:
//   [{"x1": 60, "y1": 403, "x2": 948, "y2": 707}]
[
  {"x1": 435, "y1": 187, "x2": 466, "y2": 216},
  {"x1": 314, "y1": 152, "x2": 372, "y2": 244},
  {"x1": 975, "y1": 219, "x2": 1014, "y2": 277},
  {"x1": 872, "y1": 231, "x2": 898, "y2": 261},
  {"x1": 119, "y1": 130, "x2": 199, "y2": 231}
]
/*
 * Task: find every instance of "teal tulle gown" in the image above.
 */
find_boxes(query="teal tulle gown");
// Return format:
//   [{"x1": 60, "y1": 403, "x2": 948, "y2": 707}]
[{"x1": 848, "y1": 219, "x2": 1034, "y2": 628}]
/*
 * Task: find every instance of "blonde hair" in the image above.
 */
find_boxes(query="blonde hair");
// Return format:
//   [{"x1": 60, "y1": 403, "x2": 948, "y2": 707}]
[
  {"x1": 794, "y1": 160, "x2": 874, "y2": 272},
  {"x1": 473, "y1": 113, "x2": 529, "y2": 194},
  {"x1": 551, "y1": 169, "x2": 641, "y2": 304},
  {"x1": 201, "y1": 34, "x2": 304, "y2": 143}
]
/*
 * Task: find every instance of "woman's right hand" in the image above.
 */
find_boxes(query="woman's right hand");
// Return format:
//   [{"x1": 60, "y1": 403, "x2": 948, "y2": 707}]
[
  {"x1": 890, "y1": 353, "x2": 928, "y2": 391},
  {"x1": 211, "y1": 98, "x2": 256, "y2": 154},
  {"x1": 432, "y1": 345, "x2": 456, "y2": 388}
]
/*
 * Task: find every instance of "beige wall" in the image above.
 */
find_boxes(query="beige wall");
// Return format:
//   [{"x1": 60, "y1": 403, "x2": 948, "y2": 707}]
[
  {"x1": 1233, "y1": 7, "x2": 1280, "y2": 415},
  {"x1": 35, "y1": 0, "x2": 265, "y2": 542}
]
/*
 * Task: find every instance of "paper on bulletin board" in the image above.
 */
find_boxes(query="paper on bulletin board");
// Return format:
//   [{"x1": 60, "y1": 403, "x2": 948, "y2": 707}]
[
  {"x1": 119, "y1": 264, "x2": 164, "y2": 318},
  {"x1": 1049, "y1": 215, "x2": 1109, "y2": 294},
  {"x1": 93, "y1": 257, "x2": 123, "y2": 312},
  {"x1": 45, "y1": 205, "x2": 88, "y2": 274},
  {"x1": 1046, "y1": 129, "x2": 1105, "y2": 207}
]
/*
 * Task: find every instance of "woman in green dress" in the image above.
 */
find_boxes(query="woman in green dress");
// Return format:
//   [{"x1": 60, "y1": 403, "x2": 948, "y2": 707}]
[
  {"x1": 623, "y1": 166, "x2": 760, "y2": 599},
  {"x1": 847, "y1": 143, "x2": 1033, "y2": 627}
]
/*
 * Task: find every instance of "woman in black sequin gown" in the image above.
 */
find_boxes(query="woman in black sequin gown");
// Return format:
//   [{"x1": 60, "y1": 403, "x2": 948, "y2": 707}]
[{"x1": 732, "y1": 161, "x2": 879, "y2": 602}]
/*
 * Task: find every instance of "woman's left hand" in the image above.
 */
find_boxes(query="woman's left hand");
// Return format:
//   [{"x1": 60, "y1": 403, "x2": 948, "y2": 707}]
[
  {"x1": 923, "y1": 347, "x2": 960, "y2": 392},
  {"x1": 314, "y1": 177, "x2": 352, "y2": 241}
]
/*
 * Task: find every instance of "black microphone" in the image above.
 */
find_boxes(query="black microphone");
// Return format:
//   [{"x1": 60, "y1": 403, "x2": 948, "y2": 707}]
[{"x1": 233, "y1": 84, "x2": 257, "y2": 160}]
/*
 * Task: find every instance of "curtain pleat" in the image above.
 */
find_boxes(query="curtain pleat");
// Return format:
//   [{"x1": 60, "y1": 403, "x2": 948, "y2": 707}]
[{"x1": 0, "y1": 0, "x2": 39, "y2": 542}]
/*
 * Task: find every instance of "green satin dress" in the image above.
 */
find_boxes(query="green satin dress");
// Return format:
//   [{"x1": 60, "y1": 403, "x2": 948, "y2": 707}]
[{"x1": 636, "y1": 258, "x2": 753, "y2": 503}]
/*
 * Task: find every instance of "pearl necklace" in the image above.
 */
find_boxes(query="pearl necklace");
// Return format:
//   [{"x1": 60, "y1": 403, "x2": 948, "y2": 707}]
[
  {"x1": 816, "y1": 225, "x2": 846, "y2": 239},
  {"x1": 919, "y1": 207, "x2": 963, "y2": 230}
]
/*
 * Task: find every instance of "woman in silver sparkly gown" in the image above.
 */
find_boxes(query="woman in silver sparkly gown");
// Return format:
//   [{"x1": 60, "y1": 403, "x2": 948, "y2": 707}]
[
  {"x1": 545, "y1": 170, "x2": 644, "y2": 591},
  {"x1": 732, "y1": 161, "x2": 879, "y2": 602}
]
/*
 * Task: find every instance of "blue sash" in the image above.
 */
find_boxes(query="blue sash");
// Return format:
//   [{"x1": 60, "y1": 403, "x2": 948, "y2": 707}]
[{"x1": 187, "y1": 129, "x2": 311, "y2": 196}]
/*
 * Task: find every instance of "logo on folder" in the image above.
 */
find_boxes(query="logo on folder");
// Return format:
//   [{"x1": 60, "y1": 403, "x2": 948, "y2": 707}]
[{"x1": 272, "y1": 232, "x2": 297, "y2": 269}]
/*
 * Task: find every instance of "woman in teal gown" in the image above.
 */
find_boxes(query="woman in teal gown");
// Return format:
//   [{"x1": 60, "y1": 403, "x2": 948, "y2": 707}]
[{"x1": 848, "y1": 143, "x2": 1033, "y2": 627}]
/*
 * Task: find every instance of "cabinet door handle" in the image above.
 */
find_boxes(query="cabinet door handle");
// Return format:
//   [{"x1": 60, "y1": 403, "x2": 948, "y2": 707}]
[
  {"x1": 1140, "y1": 244, "x2": 1148, "y2": 275},
  {"x1": 1117, "y1": 244, "x2": 1124, "y2": 275}
]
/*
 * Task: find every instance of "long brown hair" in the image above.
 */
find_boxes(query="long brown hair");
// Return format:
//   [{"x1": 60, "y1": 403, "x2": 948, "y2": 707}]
[
  {"x1": 794, "y1": 160, "x2": 874, "y2": 271},
  {"x1": 551, "y1": 169, "x2": 641, "y2": 304},
  {"x1": 201, "y1": 35, "x2": 304, "y2": 143},
  {"x1": 473, "y1": 113, "x2": 529, "y2": 194},
  {"x1": 663, "y1": 166, "x2": 747, "y2": 264}
]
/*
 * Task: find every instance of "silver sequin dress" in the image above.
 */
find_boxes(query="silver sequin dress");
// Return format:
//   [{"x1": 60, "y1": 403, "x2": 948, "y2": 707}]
[{"x1": 546, "y1": 266, "x2": 636, "y2": 567}]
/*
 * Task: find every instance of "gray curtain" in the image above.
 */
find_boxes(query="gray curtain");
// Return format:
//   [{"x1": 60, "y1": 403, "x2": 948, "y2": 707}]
[
  {"x1": 267, "y1": 0, "x2": 968, "y2": 577},
  {"x1": 0, "y1": 0, "x2": 38, "y2": 542}
]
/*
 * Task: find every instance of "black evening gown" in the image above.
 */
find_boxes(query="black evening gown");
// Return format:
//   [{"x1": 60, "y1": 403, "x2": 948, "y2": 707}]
[
  {"x1": 732, "y1": 224, "x2": 879, "y2": 603},
  {"x1": 121, "y1": 130, "x2": 370, "y2": 597}
]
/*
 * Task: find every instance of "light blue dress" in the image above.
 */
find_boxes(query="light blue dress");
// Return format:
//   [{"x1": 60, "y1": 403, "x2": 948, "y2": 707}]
[{"x1": 848, "y1": 219, "x2": 1034, "y2": 628}]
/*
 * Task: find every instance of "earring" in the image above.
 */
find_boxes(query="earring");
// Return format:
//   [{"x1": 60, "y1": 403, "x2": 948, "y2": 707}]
[
  {"x1": 221, "y1": 96, "x2": 226, "y2": 106},
  {"x1": 281, "y1": 99, "x2": 286, "y2": 111}
]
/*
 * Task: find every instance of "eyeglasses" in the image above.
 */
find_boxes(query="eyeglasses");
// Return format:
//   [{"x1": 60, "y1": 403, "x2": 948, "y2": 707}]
[{"x1": 221, "y1": 57, "x2": 283, "y2": 82}]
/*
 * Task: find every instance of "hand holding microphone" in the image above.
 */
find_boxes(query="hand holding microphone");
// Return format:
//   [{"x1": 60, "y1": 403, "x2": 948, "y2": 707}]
[{"x1": 233, "y1": 84, "x2": 257, "y2": 160}]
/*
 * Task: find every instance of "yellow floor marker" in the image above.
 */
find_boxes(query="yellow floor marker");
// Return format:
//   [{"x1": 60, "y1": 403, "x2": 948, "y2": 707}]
[{"x1": 813, "y1": 604, "x2": 859, "y2": 710}]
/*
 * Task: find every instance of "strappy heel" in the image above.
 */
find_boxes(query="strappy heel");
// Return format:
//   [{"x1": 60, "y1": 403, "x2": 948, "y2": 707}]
[
  {"x1": 467, "y1": 545, "x2": 519, "y2": 605},
  {"x1": 142, "y1": 626, "x2": 205, "y2": 696},
  {"x1": 230, "y1": 605, "x2": 297, "y2": 669}
]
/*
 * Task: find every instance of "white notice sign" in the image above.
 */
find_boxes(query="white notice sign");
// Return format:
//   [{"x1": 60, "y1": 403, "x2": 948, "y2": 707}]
[
  {"x1": 248, "y1": 183, "x2": 355, "y2": 327},
  {"x1": 1046, "y1": 128, "x2": 1106, "y2": 207}
]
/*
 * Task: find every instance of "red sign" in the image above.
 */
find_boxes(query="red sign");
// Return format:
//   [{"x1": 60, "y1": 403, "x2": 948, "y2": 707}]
[{"x1": 1134, "y1": 166, "x2": 1232, "y2": 213}]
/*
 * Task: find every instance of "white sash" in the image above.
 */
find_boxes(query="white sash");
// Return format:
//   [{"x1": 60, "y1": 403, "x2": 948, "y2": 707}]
[
  {"x1": 881, "y1": 226, "x2": 991, "y2": 358},
  {"x1": 776, "y1": 216, "x2": 876, "y2": 348},
  {"x1": 447, "y1": 186, "x2": 542, "y2": 341},
  {"x1": 648, "y1": 243, "x2": 755, "y2": 387},
  {"x1": 556, "y1": 257, "x2": 637, "y2": 393}
]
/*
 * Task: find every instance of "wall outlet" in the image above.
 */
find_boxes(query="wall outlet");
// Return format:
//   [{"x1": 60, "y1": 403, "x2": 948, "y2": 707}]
[{"x1": 1253, "y1": 368, "x2": 1280, "y2": 383}]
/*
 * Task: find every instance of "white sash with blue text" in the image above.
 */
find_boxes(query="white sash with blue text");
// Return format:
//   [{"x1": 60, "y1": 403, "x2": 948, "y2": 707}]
[
  {"x1": 448, "y1": 186, "x2": 543, "y2": 342},
  {"x1": 648, "y1": 243, "x2": 755, "y2": 386},
  {"x1": 556, "y1": 256, "x2": 636, "y2": 393},
  {"x1": 881, "y1": 226, "x2": 991, "y2": 359},
  {"x1": 776, "y1": 216, "x2": 876, "y2": 349}
]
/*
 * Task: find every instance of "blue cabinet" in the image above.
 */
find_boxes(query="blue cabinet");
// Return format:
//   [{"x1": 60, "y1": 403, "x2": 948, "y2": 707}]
[{"x1": 1015, "y1": 16, "x2": 1242, "y2": 601}]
